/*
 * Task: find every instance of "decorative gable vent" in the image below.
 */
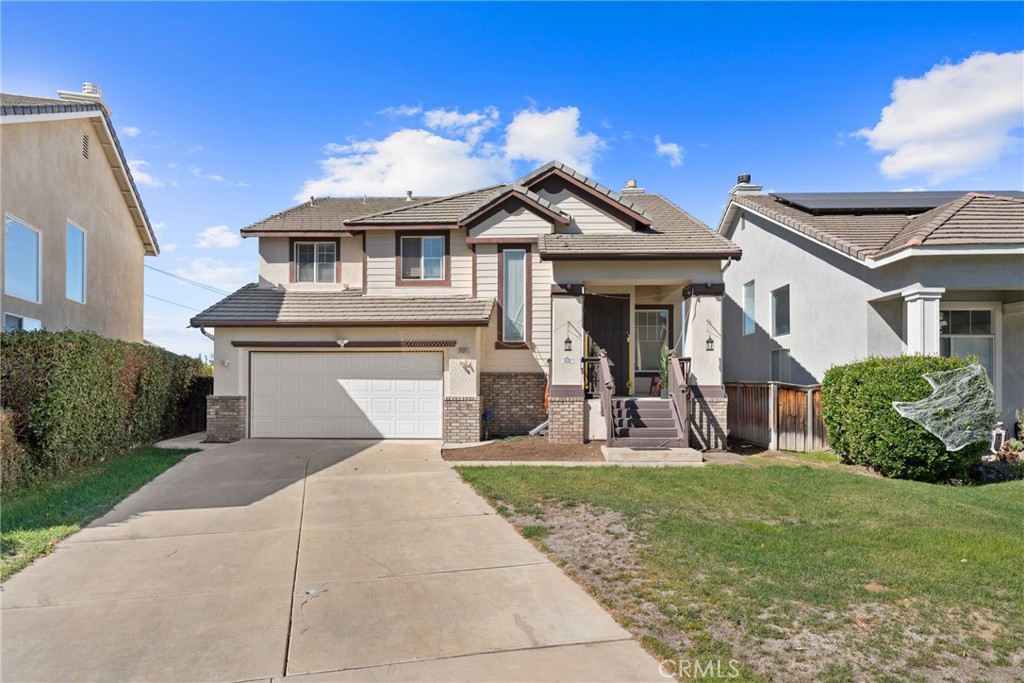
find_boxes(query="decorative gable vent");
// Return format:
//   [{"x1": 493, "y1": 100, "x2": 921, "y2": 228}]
[{"x1": 82, "y1": 133, "x2": 90, "y2": 159}]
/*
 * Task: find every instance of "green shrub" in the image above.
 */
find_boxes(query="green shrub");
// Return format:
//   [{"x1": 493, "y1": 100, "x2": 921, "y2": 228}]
[
  {"x1": 1, "y1": 330, "x2": 205, "y2": 477},
  {"x1": 821, "y1": 355, "x2": 990, "y2": 482},
  {"x1": 1, "y1": 409, "x2": 31, "y2": 491}
]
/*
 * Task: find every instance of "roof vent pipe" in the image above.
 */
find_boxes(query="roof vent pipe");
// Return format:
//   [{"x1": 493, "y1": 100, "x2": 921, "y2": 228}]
[
  {"x1": 405, "y1": 190, "x2": 413, "y2": 202},
  {"x1": 730, "y1": 173, "x2": 763, "y2": 196},
  {"x1": 620, "y1": 179, "x2": 645, "y2": 195}
]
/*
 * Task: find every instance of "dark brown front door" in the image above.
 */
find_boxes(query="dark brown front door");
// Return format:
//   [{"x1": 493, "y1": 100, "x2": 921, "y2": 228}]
[{"x1": 584, "y1": 294, "x2": 629, "y2": 394}]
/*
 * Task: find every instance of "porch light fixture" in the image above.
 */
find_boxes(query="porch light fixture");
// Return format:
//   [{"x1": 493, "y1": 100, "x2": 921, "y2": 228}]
[
  {"x1": 705, "y1": 335, "x2": 715, "y2": 352},
  {"x1": 564, "y1": 335, "x2": 573, "y2": 352}
]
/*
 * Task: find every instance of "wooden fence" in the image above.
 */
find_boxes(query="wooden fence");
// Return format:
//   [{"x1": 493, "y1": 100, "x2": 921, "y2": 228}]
[{"x1": 725, "y1": 382, "x2": 828, "y2": 452}]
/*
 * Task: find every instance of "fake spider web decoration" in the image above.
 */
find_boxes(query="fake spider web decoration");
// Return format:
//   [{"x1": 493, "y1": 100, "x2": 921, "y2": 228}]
[{"x1": 892, "y1": 364, "x2": 997, "y2": 451}]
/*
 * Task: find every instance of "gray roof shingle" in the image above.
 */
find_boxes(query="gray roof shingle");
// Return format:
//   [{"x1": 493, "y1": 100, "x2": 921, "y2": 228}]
[
  {"x1": 241, "y1": 196, "x2": 440, "y2": 234},
  {"x1": 0, "y1": 93, "x2": 104, "y2": 116},
  {"x1": 190, "y1": 284, "x2": 494, "y2": 327},
  {"x1": 538, "y1": 194, "x2": 741, "y2": 259},
  {"x1": 344, "y1": 186, "x2": 503, "y2": 225},
  {"x1": 732, "y1": 191, "x2": 1024, "y2": 261}
]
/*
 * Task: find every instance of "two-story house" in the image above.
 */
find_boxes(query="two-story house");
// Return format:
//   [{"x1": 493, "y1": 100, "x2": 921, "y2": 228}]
[
  {"x1": 718, "y1": 176, "x2": 1023, "y2": 427},
  {"x1": 1, "y1": 83, "x2": 159, "y2": 340},
  {"x1": 191, "y1": 162, "x2": 741, "y2": 446}
]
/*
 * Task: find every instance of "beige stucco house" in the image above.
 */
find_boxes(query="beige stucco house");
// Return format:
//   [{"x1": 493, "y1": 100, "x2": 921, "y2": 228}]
[
  {"x1": 0, "y1": 84, "x2": 158, "y2": 341},
  {"x1": 718, "y1": 178, "x2": 1024, "y2": 428},
  {"x1": 192, "y1": 162, "x2": 741, "y2": 446}
]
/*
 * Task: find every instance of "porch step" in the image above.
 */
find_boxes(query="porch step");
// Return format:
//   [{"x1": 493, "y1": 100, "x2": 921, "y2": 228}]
[
  {"x1": 604, "y1": 446, "x2": 703, "y2": 463},
  {"x1": 612, "y1": 437, "x2": 688, "y2": 449},
  {"x1": 613, "y1": 427, "x2": 679, "y2": 439},
  {"x1": 612, "y1": 417, "x2": 676, "y2": 429}
]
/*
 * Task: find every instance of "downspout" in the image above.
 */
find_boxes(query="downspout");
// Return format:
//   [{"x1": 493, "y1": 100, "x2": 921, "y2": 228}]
[{"x1": 199, "y1": 327, "x2": 215, "y2": 341}]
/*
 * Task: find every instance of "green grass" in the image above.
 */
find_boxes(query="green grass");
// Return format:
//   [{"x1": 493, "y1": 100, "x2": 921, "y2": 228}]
[
  {"x1": 1, "y1": 447, "x2": 195, "y2": 580},
  {"x1": 457, "y1": 461, "x2": 1024, "y2": 679}
]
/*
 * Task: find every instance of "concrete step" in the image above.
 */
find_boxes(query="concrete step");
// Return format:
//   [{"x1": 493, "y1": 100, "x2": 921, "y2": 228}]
[
  {"x1": 611, "y1": 407, "x2": 674, "y2": 419},
  {"x1": 604, "y1": 445, "x2": 701, "y2": 461},
  {"x1": 612, "y1": 417, "x2": 676, "y2": 429},
  {"x1": 613, "y1": 427, "x2": 679, "y2": 439}
]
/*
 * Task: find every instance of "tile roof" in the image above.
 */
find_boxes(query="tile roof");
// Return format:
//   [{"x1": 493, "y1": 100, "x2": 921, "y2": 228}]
[
  {"x1": 241, "y1": 197, "x2": 439, "y2": 234},
  {"x1": 457, "y1": 184, "x2": 570, "y2": 226},
  {"x1": 538, "y1": 193, "x2": 741, "y2": 259},
  {"x1": 190, "y1": 284, "x2": 494, "y2": 327},
  {"x1": 0, "y1": 93, "x2": 104, "y2": 116},
  {"x1": 516, "y1": 161, "x2": 652, "y2": 222},
  {"x1": 344, "y1": 186, "x2": 503, "y2": 225},
  {"x1": 732, "y1": 192, "x2": 1024, "y2": 261}
]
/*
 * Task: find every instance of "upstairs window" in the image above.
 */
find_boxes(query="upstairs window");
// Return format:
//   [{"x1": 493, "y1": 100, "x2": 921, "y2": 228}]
[
  {"x1": 294, "y1": 241, "x2": 336, "y2": 283},
  {"x1": 772, "y1": 285, "x2": 790, "y2": 337},
  {"x1": 4, "y1": 215, "x2": 40, "y2": 302},
  {"x1": 742, "y1": 280, "x2": 755, "y2": 335},
  {"x1": 66, "y1": 222, "x2": 86, "y2": 303},
  {"x1": 400, "y1": 235, "x2": 446, "y2": 281}
]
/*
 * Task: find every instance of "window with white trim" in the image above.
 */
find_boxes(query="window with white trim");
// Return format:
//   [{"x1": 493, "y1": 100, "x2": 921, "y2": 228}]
[
  {"x1": 501, "y1": 248, "x2": 527, "y2": 343},
  {"x1": 772, "y1": 285, "x2": 790, "y2": 337},
  {"x1": 635, "y1": 309, "x2": 670, "y2": 372},
  {"x1": 400, "y1": 235, "x2": 445, "y2": 281},
  {"x1": 5, "y1": 216, "x2": 40, "y2": 302},
  {"x1": 66, "y1": 222, "x2": 86, "y2": 303},
  {"x1": 4, "y1": 314, "x2": 43, "y2": 333},
  {"x1": 742, "y1": 280, "x2": 755, "y2": 335},
  {"x1": 294, "y1": 241, "x2": 336, "y2": 283},
  {"x1": 940, "y1": 309, "x2": 995, "y2": 383}
]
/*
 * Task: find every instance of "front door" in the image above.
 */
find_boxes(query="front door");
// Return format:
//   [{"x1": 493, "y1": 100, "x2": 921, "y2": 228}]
[{"x1": 584, "y1": 294, "x2": 629, "y2": 394}]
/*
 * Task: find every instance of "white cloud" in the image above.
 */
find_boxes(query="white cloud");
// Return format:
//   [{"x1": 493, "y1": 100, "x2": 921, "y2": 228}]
[
  {"x1": 297, "y1": 128, "x2": 510, "y2": 199},
  {"x1": 152, "y1": 221, "x2": 167, "y2": 234},
  {"x1": 424, "y1": 106, "x2": 500, "y2": 144},
  {"x1": 161, "y1": 243, "x2": 177, "y2": 252},
  {"x1": 379, "y1": 104, "x2": 422, "y2": 119},
  {"x1": 857, "y1": 51, "x2": 1024, "y2": 182},
  {"x1": 653, "y1": 135, "x2": 684, "y2": 167},
  {"x1": 194, "y1": 225, "x2": 240, "y2": 249},
  {"x1": 128, "y1": 159, "x2": 164, "y2": 187},
  {"x1": 121, "y1": 126, "x2": 141, "y2": 138},
  {"x1": 186, "y1": 144, "x2": 204, "y2": 154},
  {"x1": 296, "y1": 105, "x2": 607, "y2": 199},
  {"x1": 505, "y1": 107, "x2": 605, "y2": 174},
  {"x1": 189, "y1": 166, "x2": 224, "y2": 182},
  {"x1": 175, "y1": 257, "x2": 253, "y2": 293}
]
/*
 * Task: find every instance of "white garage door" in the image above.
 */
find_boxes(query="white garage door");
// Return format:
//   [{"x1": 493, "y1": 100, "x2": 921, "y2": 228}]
[{"x1": 250, "y1": 352, "x2": 443, "y2": 439}]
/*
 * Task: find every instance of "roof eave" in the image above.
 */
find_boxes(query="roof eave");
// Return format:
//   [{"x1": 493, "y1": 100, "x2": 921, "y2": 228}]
[
  {"x1": 188, "y1": 318, "x2": 493, "y2": 328},
  {"x1": 539, "y1": 250, "x2": 742, "y2": 261}
]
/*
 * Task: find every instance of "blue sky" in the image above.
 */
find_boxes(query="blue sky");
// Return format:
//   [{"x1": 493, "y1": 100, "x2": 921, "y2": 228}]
[{"x1": 3, "y1": 2, "x2": 1022, "y2": 357}]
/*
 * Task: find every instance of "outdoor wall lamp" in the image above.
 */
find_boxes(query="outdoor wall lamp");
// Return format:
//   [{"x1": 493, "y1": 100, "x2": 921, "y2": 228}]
[
  {"x1": 705, "y1": 336, "x2": 715, "y2": 352},
  {"x1": 564, "y1": 335, "x2": 573, "y2": 352}
]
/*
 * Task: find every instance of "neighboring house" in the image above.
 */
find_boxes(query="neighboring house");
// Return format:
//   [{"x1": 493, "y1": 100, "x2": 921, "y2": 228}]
[
  {"x1": 718, "y1": 177, "x2": 1024, "y2": 424},
  {"x1": 0, "y1": 84, "x2": 158, "y2": 341},
  {"x1": 191, "y1": 162, "x2": 741, "y2": 446}
]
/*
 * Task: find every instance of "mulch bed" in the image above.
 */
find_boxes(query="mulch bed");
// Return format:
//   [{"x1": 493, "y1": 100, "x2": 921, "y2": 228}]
[{"x1": 442, "y1": 435, "x2": 604, "y2": 461}]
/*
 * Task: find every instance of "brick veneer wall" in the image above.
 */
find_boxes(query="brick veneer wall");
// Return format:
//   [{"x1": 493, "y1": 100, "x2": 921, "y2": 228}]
[
  {"x1": 690, "y1": 394, "x2": 728, "y2": 451},
  {"x1": 480, "y1": 372, "x2": 547, "y2": 437},
  {"x1": 444, "y1": 396, "x2": 482, "y2": 443},
  {"x1": 207, "y1": 395, "x2": 247, "y2": 443},
  {"x1": 548, "y1": 396, "x2": 585, "y2": 444}
]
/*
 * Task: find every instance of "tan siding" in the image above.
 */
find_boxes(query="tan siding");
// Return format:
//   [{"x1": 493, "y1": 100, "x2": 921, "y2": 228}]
[
  {"x1": 468, "y1": 206, "x2": 552, "y2": 239},
  {"x1": 532, "y1": 188, "x2": 631, "y2": 235},
  {"x1": 476, "y1": 244, "x2": 498, "y2": 298},
  {"x1": 365, "y1": 229, "x2": 472, "y2": 296},
  {"x1": 531, "y1": 250, "x2": 553, "y2": 361}
]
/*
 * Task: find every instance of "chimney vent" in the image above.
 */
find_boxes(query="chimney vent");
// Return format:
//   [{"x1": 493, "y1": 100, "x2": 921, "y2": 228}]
[
  {"x1": 405, "y1": 190, "x2": 413, "y2": 202},
  {"x1": 57, "y1": 81, "x2": 110, "y2": 116},
  {"x1": 82, "y1": 82, "x2": 102, "y2": 96},
  {"x1": 737, "y1": 173, "x2": 751, "y2": 184},
  {"x1": 620, "y1": 179, "x2": 645, "y2": 195},
  {"x1": 730, "y1": 173, "x2": 763, "y2": 196}
]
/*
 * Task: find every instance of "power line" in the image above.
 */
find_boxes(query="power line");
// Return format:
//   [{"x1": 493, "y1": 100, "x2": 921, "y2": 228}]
[
  {"x1": 145, "y1": 294, "x2": 201, "y2": 312},
  {"x1": 145, "y1": 264, "x2": 230, "y2": 295}
]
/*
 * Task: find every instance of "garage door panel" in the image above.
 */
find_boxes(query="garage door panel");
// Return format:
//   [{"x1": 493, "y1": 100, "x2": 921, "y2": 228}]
[{"x1": 251, "y1": 352, "x2": 443, "y2": 439}]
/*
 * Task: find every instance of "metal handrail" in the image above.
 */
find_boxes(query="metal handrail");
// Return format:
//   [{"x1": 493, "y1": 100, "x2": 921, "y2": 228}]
[{"x1": 668, "y1": 353, "x2": 691, "y2": 446}]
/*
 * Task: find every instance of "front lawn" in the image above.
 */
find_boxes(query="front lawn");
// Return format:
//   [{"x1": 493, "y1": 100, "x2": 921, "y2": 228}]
[
  {"x1": 1, "y1": 447, "x2": 195, "y2": 580},
  {"x1": 458, "y1": 461, "x2": 1024, "y2": 681}
]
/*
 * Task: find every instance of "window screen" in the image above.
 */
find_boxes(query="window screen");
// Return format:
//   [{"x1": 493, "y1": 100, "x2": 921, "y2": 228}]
[
  {"x1": 4, "y1": 216, "x2": 40, "y2": 302},
  {"x1": 66, "y1": 222, "x2": 86, "y2": 302}
]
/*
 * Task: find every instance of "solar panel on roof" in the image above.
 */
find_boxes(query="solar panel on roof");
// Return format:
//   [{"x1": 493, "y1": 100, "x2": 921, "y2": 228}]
[{"x1": 772, "y1": 191, "x2": 1024, "y2": 215}]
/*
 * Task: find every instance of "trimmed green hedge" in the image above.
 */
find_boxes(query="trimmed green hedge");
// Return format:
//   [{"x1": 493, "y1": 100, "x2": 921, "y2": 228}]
[
  {"x1": 821, "y1": 355, "x2": 990, "y2": 482},
  {"x1": 1, "y1": 330, "x2": 206, "y2": 484}
]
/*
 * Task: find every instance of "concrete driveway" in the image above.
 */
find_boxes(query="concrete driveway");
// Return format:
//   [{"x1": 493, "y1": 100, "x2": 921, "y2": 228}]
[{"x1": 1, "y1": 440, "x2": 663, "y2": 682}]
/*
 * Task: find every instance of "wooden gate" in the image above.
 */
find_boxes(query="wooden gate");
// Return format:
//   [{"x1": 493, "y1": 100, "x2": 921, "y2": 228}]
[{"x1": 725, "y1": 382, "x2": 827, "y2": 452}]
